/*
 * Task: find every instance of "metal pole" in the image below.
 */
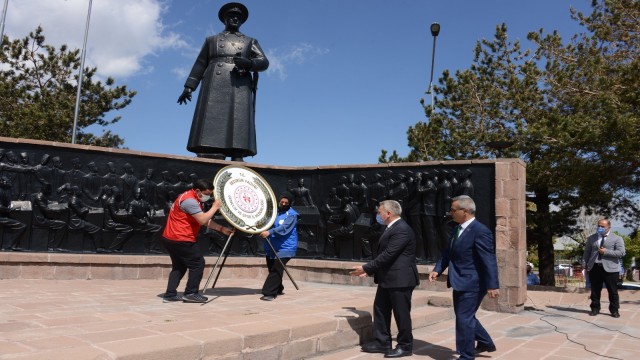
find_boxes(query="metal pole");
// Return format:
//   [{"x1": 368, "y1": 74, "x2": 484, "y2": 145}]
[
  {"x1": 0, "y1": 0, "x2": 9, "y2": 42},
  {"x1": 428, "y1": 39, "x2": 437, "y2": 110},
  {"x1": 202, "y1": 232, "x2": 235, "y2": 292},
  {"x1": 264, "y1": 237, "x2": 299, "y2": 290},
  {"x1": 210, "y1": 241, "x2": 232, "y2": 290},
  {"x1": 427, "y1": 22, "x2": 440, "y2": 111},
  {"x1": 72, "y1": 0, "x2": 93, "y2": 144}
]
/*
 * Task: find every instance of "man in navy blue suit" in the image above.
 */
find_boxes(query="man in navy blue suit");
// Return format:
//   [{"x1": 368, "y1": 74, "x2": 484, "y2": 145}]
[{"x1": 429, "y1": 195, "x2": 499, "y2": 360}]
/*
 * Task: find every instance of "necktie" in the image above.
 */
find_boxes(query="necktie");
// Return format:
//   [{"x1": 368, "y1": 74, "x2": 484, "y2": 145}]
[
  {"x1": 451, "y1": 226, "x2": 462, "y2": 247},
  {"x1": 597, "y1": 236, "x2": 605, "y2": 260}
]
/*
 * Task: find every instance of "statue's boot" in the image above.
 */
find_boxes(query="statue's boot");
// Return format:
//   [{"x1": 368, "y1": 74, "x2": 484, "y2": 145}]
[{"x1": 197, "y1": 153, "x2": 225, "y2": 160}]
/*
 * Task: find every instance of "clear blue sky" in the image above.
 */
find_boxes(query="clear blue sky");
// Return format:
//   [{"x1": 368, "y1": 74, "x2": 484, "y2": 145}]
[{"x1": 3, "y1": 0, "x2": 592, "y2": 167}]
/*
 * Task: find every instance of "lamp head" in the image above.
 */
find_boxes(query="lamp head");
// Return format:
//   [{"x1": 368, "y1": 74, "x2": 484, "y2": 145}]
[{"x1": 430, "y1": 22, "x2": 441, "y2": 37}]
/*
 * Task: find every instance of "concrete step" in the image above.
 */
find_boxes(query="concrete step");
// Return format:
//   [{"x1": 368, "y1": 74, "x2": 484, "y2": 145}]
[
  {"x1": 303, "y1": 293, "x2": 453, "y2": 360},
  {"x1": 0, "y1": 279, "x2": 452, "y2": 360}
]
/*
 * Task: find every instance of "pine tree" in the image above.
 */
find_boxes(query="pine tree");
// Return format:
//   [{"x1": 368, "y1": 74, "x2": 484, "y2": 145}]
[
  {"x1": 0, "y1": 26, "x2": 136, "y2": 147},
  {"x1": 381, "y1": 0, "x2": 640, "y2": 285}
]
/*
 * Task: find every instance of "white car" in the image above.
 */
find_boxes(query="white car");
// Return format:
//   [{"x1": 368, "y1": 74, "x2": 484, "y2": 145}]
[{"x1": 619, "y1": 282, "x2": 640, "y2": 290}]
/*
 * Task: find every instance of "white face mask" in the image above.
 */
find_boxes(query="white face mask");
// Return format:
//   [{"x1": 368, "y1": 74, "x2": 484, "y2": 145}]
[{"x1": 198, "y1": 193, "x2": 211, "y2": 202}]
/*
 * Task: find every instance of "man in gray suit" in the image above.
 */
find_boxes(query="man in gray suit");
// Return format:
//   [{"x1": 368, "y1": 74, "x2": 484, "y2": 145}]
[{"x1": 582, "y1": 218, "x2": 625, "y2": 318}]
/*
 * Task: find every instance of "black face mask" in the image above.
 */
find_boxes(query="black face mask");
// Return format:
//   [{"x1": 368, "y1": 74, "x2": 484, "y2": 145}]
[{"x1": 279, "y1": 204, "x2": 291, "y2": 212}]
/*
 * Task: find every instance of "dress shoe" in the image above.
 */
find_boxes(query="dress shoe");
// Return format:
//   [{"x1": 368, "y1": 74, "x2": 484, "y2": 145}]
[
  {"x1": 260, "y1": 295, "x2": 275, "y2": 301},
  {"x1": 361, "y1": 343, "x2": 390, "y2": 354},
  {"x1": 474, "y1": 344, "x2": 497, "y2": 355},
  {"x1": 589, "y1": 309, "x2": 599, "y2": 316},
  {"x1": 611, "y1": 312, "x2": 620, "y2": 318},
  {"x1": 384, "y1": 347, "x2": 413, "y2": 358}
]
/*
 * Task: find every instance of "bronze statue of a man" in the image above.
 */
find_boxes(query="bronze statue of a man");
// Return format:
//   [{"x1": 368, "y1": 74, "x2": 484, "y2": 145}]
[{"x1": 178, "y1": 2, "x2": 269, "y2": 162}]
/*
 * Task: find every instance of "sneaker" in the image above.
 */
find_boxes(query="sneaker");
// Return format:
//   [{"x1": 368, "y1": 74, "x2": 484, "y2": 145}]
[
  {"x1": 162, "y1": 294, "x2": 183, "y2": 303},
  {"x1": 182, "y1": 293, "x2": 208, "y2": 303}
]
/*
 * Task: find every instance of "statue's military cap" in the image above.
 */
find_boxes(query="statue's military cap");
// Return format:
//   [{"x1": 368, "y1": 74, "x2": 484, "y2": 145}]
[{"x1": 218, "y1": 2, "x2": 249, "y2": 24}]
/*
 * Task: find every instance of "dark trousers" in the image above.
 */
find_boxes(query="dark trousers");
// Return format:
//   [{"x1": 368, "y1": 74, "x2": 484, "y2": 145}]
[
  {"x1": 163, "y1": 238, "x2": 205, "y2": 297},
  {"x1": 0, "y1": 216, "x2": 27, "y2": 249},
  {"x1": 262, "y1": 257, "x2": 290, "y2": 296},
  {"x1": 36, "y1": 218, "x2": 66, "y2": 249},
  {"x1": 372, "y1": 285, "x2": 415, "y2": 350},
  {"x1": 134, "y1": 223, "x2": 162, "y2": 252},
  {"x1": 453, "y1": 289, "x2": 494, "y2": 360},
  {"x1": 69, "y1": 219, "x2": 101, "y2": 249},
  {"x1": 588, "y1": 263, "x2": 619, "y2": 313},
  {"x1": 105, "y1": 222, "x2": 133, "y2": 251}
]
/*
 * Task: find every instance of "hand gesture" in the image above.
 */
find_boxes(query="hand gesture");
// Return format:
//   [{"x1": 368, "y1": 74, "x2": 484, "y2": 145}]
[
  {"x1": 350, "y1": 265, "x2": 367, "y2": 277},
  {"x1": 177, "y1": 87, "x2": 192, "y2": 105},
  {"x1": 221, "y1": 227, "x2": 235, "y2": 236},
  {"x1": 211, "y1": 199, "x2": 222, "y2": 212},
  {"x1": 233, "y1": 56, "x2": 252, "y2": 70}
]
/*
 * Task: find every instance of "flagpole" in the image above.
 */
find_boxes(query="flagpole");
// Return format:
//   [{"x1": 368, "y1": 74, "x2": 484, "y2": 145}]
[
  {"x1": 0, "y1": 0, "x2": 9, "y2": 42},
  {"x1": 72, "y1": 0, "x2": 93, "y2": 144}
]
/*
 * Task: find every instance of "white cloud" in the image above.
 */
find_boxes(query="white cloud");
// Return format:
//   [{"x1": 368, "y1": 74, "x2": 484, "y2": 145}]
[
  {"x1": 266, "y1": 43, "x2": 329, "y2": 81},
  {"x1": 171, "y1": 66, "x2": 188, "y2": 80},
  {"x1": 3, "y1": 0, "x2": 187, "y2": 79}
]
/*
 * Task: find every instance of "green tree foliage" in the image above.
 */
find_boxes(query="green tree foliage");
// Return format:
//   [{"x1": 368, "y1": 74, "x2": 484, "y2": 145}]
[
  {"x1": 0, "y1": 26, "x2": 136, "y2": 147},
  {"x1": 381, "y1": 0, "x2": 640, "y2": 285},
  {"x1": 621, "y1": 230, "x2": 639, "y2": 278}
]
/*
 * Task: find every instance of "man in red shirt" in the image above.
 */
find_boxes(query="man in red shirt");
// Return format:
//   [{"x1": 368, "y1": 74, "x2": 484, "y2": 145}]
[{"x1": 162, "y1": 179, "x2": 234, "y2": 303}]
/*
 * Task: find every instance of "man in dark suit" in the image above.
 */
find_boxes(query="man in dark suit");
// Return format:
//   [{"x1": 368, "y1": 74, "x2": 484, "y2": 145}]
[
  {"x1": 351, "y1": 200, "x2": 419, "y2": 358},
  {"x1": 429, "y1": 195, "x2": 499, "y2": 360}
]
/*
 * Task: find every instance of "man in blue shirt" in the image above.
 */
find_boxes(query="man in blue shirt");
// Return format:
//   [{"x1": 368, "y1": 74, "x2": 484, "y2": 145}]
[{"x1": 259, "y1": 192, "x2": 298, "y2": 301}]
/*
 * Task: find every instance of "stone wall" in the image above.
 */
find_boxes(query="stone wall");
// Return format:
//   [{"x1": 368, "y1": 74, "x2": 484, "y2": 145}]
[{"x1": 0, "y1": 137, "x2": 527, "y2": 313}]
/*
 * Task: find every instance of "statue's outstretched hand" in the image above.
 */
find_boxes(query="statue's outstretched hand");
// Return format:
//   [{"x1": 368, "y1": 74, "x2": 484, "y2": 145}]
[
  {"x1": 233, "y1": 56, "x2": 252, "y2": 70},
  {"x1": 177, "y1": 87, "x2": 192, "y2": 105}
]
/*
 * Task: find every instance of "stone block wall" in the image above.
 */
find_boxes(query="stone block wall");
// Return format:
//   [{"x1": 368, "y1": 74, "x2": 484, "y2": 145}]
[{"x1": 0, "y1": 138, "x2": 527, "y2": 313}]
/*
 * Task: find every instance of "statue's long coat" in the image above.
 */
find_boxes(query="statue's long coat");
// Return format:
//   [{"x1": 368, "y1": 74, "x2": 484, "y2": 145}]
[{"x1": 184, "y1": 31, "x2": 269, "y2": 157}]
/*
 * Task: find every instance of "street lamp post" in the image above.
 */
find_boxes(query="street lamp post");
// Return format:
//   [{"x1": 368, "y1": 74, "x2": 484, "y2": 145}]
[
  {"x1": 426, "y1": 22, "x2": 440, "y2": 111},
  {"x1": 72, "y1": 0, "x2": 93, "y2": 144}
]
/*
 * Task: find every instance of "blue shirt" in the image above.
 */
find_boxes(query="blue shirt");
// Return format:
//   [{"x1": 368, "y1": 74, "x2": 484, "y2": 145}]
[{"x1": 263, "y1": 207, "x2": 298, "y2": 259}]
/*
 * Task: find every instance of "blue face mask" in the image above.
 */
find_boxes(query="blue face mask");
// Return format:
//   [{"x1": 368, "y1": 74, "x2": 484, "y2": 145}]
[
  {"x1": 597, "y1": 226, "x2": 606, "y2": 235},
  {"x1": 375, "y1": 214, "x2": 385, "y2": 225}
]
